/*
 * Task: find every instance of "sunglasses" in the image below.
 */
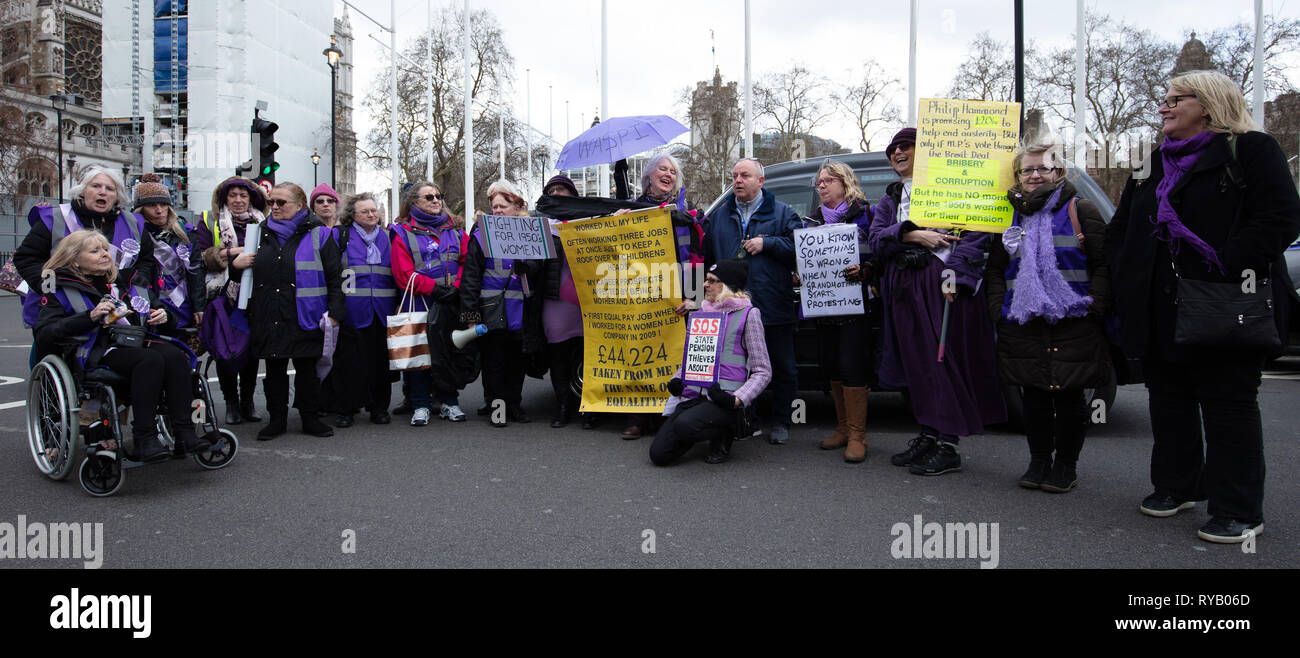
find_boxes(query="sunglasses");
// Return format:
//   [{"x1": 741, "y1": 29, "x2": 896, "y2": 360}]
[
  {"x1": 314, "y1": 197, "x2": 337, "y2": 205},
  {"x1": 423, "y1": 193, "x2": 444, "y2": 201},
  {"x1": 269, "y1": 199, "x2": 296, "y2": 207}
]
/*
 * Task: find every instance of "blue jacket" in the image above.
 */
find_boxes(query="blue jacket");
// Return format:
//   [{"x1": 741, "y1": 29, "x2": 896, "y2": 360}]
[{"x1": 704, "y1": 188, "x2": 801, "y2": 325}]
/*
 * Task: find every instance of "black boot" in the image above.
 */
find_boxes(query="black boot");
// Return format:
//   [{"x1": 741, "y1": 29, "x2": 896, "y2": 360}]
[
  {"x1": 1041, "y1": 461, "x2": 1078, "y2": 493},
  {"x1": 1018, "y1": 455, "x2": 1053, "y2": 489},
  {"x1": 301, "y1": 411, "x2": 335, "y2": 437},
  {"x1": 257, "y1": 409, "x2": 287, "y2": 441},
  {"x1": 134, "y1": 432, "x2": 169, "y2": 461},
  {"x1": 550, "y1": 402, "x2": 569, "y2": 428},
  {"x1": 224, "y1": 394, "x2": 243, "y2": 425},
  {"x1": 240, "y1": 400, "x2": 262, "y2": 423},
  {"x1": 705, "y1": 435, "x2": 733, "y2": 464},
  {"x1": 174, "y1": 423, "x2": 211, "y2": 454}
]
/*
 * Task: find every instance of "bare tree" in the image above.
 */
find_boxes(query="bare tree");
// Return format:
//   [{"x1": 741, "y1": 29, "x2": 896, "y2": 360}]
[
  {"x1": 755, "y1": 64, "x2": 831, "y2": 161},
  {"x1": 947, "y1": 31, "x2": 1017, "y2": 102},
  {"x1": 0, "y1": 103, "x2": 50, "y2": 216},
  {"x1": 833, "y1": 59, "x2": 902, "y2": 151},
  {"x1": 1203, "y1": 16, "x2": 1300, "y2": 99}
]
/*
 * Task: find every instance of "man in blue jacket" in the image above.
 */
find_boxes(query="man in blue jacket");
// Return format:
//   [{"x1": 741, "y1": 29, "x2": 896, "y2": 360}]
[{"x1": 701, "y1": 158, "x2": 801, "y2": 444}]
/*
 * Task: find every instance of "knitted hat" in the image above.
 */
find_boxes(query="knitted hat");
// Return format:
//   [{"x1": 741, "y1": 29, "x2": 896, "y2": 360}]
[
  {"x1": 885, "y1": 128, "x2": 917, "y2": 157},
  {"x1": 709, "y1": 259, "x2": 748, "y2": 292},
  {"x1": 543, "y1": 175, "x2": 579, "y2": 197},
  {"x1": 310, "y1": 183, "x2": 340, "y2": 205},
  {"x1": 132, "y1": 173, "x2": 171, "y2": 209}
]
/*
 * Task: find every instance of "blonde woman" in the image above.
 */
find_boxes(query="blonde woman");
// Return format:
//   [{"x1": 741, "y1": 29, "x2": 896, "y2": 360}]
[
  {"x1": 33, "y1": 230, "x2": 208, "y2": 460},
  {"x1": 650, "y1": 259, "x2": 771, "y2": 466},
  {"x1": 1104, "y1": 70, "x2": 1300, "y2": 543}
]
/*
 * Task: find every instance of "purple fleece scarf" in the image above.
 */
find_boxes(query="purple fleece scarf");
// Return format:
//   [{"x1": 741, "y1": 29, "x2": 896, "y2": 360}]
[
  {"x1": 265, "y1": 209, "x2": 309, "y2": 243},
  {"x1": 409, "y1": 205, "x2": 448, "y2": 229},
  {"x1": 820, "y1": 201, "x2": 849, "y2": 225},
  {"x1": 1007, "y1": 185, "x2": 1093, "y2": 324},
  {"x1": 1154, "y1": 131, "x2": 1223, "y2": 273}
]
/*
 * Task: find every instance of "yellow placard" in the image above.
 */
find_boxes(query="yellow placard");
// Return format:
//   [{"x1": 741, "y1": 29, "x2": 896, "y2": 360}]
[
  {"x1": 558, "y1": 208, "x2": 685, "y2": 413},
  {"x1": 911, "y1": 98, "x2": 1022, "y2": 233}
]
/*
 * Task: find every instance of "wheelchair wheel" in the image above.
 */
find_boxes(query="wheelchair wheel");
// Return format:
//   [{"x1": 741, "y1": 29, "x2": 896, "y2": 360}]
[
  {"x1": 27, "y1": 355, "x2": 82, "y2": 481},
  {"x1": 78, "y1": 454, "x2": 125, "y2": 497},
  {"x1": 194, "y1": 428, "x2": 238, "y2": 470}
]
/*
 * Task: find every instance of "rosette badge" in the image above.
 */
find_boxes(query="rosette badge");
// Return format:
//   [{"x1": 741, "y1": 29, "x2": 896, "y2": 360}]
[
  {"x1": 174, "y1": 244, "x2": 191, "y2": 262},
  {"x1": 130, "y1": 295, "x2": 152, "y2": 315},
  {"x1": 118, "y1": 238, "x2": 141, "y2": 269}
]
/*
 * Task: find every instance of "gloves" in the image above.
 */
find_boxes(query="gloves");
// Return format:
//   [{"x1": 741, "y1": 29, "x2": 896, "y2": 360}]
[
  {"x1": 707, "y1": 382, "x2": 737, "y2": 409},
  {"x1": 843, "y1": 263, "x2": 870, "y2": 284},
  {"x1": 431, "y1": 283, "x2": 459, "y2": 304},
  {"x1": 666, "y1": 378, "x2": 683, "y2": 397}
]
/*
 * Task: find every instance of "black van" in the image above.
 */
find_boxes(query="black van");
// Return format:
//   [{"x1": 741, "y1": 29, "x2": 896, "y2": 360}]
[{"x1": 705, "y1": 152, "x2": 1134, "y2": 428}]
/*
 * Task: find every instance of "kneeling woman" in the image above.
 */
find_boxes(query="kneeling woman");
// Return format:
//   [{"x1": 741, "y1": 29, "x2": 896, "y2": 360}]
[
  {"x1": 650, "y1": 260, "x2": 771, "y2": 466},
  {"x1": 34, "y1": 230, "x2": 209, "y2": 460}
]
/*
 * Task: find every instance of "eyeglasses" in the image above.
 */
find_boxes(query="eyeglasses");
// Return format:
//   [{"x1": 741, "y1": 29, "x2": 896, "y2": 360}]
[
  {"x1": 1159, "y1": 94, "x2": 1197, "y2": 109},
  {"x1": 814, "y1": 177, "x2": 839, "y2": 187},
  {"x1": 704, "y1": 277, "x2": 720, "y2": 284},
  {"x1": 423, "y1": 193, "x2": 444, "y2": 201},
  {"x1": 1018, "y1": 166, "x2": 1060, "y2": 177},
  {"x1": 269, "y1": 199, "x2": 295, "y2": 207},
  {"x1": 314, "y1": 197, "x2": 336, "y2": 205}
]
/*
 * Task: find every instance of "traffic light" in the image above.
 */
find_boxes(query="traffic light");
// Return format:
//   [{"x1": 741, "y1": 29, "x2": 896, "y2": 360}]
[{"x1": 251, "y1": 117, "x2": 279, "y2": 184}]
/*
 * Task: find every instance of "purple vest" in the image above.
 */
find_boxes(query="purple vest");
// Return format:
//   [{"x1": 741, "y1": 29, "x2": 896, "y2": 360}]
[
  {"x1": 342, "y1": 225, "x2": 397, "y2": 328},
  {"x1": 1001, "y1": 198, "x2": 1090, "y2": 318},
  {"x1": 22, "y1": 205, "x2": 151, "y2": 328},
  {"x1": 50, "y1": 287, "x2": 103, "y2": 369},
  {"x1": 472, "y1": 225, "x2": 524, "y2": 331},
  {"x1": 289, "y1": 226, "x2": 331, "y2": 331},
  {"x1": 392, "y1": 222, "x2": 463, "y2": 313},
  {"x1": 680, "y1": 306, "x2": 751, "y2": 400}
]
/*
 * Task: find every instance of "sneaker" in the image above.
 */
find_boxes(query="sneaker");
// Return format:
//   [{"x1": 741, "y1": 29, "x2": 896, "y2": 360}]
[
  {"x1": 891, "y1": 434, "x2": 936, "y2": 467},
  {"x1": 1139, "y1": 492, "x2": 1198, "y2": 518},
  {"x1": 411, "y1": 407, "x2": 431, "y2": 426},
  {"x1": 909, "y1": 441, "x2": 961, "y2": 476},
  {"x1": 1040, "y1": 462, "x2": 1077, "y2": 493},
  {"x1": 1196, "y1": 517, "x2": 1263, "y2": 544},
  {"x1": 767, "y1": 424, "x2": 789, "y2": 445},
  {"x1": 1018, "y1": 456, "x2": 1052, "y2": 489},
  {"x1": 439, "y1": 404, "x2": 467, "y2": 422}
]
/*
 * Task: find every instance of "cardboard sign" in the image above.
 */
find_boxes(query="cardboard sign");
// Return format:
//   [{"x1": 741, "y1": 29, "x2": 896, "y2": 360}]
[
  {"x1": 682, "y1": 312, "x2": 725, "y2": 385},
  {"x1": 910, "y1": 98, "x2": 1022, "y2": 233},
  {"x1": 795, "y1": 223, "x2": 864, "y2": 317},
  {"x1": 478, "y1": 214, "x2": 555, "y2": 260}
]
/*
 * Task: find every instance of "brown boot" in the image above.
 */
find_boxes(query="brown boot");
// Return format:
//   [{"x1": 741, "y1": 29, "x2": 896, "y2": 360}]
[
  {"x1": 843, "y1": 386, "x2": 869, "y2": 463},
  {"x1": 819, "y1": 381, "x2": 849, "y2": 450}
]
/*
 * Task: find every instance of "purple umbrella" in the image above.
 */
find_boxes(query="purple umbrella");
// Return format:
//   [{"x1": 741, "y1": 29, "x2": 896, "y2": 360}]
[{"x1": 555, "y1": 115, "x2": 689, "y2": 170}]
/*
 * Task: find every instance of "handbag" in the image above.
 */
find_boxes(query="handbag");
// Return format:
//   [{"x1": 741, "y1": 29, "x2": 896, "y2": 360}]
[
  {"x1": 386, "y1": 275, "x2": 431, "y2": 371},
  {"x1": 107, "y1": 325, "x2": 146, "y2": 348},
  {"x1": 0, "y1": 256, "x2": 24, "y2": 294},
  {"x1": 1173, "y1": 262, "x2": 1279, "y2": 348}
]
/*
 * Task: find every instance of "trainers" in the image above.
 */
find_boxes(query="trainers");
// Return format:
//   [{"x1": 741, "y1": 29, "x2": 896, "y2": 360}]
[
  {"x1": 767, "y1": 424, "x2": 789, "y2": 445},
  {"x1": 1196, "y1": 517, "x2": 1263, "y2": 544},
  {"x1": 1018, "y1": 456, "x2": 1052, "y2": 489},
  {"x1": 439, "y1": 404, "x2": 467, "y2": 422},
  {"x1": 1139, "y1": 492, "x2": 1198, "y2": 518},
  {"x1": 891, "y1": 434, "x2": 936, "y2": 467},
  {"x1": 411, "y1": 407, "x2": 431, "y2": 426},
  {"x1": 1040, "y1": 461, "x2": 1077, "y2": 493},
  {"x1": 909, "y1": 441, "x2": 961, "y2": 476}
]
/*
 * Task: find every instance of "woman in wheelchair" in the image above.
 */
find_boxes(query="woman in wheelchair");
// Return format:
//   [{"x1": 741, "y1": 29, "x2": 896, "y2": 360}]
[
  {"x1": 33, "y1": 230, "x2": 210, "y2": 461},
  {"x1": 649, "y1": 260, "x2": 771, "y2": 466}
]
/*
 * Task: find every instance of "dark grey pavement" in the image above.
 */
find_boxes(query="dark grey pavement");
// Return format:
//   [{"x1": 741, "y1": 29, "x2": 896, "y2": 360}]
[{"x1": 1, "y1": 295, "x2": 1296, "y2": 569}]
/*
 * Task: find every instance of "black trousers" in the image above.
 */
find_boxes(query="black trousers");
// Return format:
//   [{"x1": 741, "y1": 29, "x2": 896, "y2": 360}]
[
  {"x1": 1144, "y1": 354, "x2": 1266, "y2": 524},
  {"x1": 215, "y1": 355, "x2": 259, "y2": 408},
  {"x1": 334, "y1": 320, "x2": 395, "y2": 414},
  {"x1": 479, "y1": 331, "x2": 524, "y2": 408},
  {"x1": 764, "y1": 322, "x2": 797, "y2": 427},
  {"x1": 548, "y1": 336, "x2": 582, "y2": 415},
  {"x1": 263, "y1": 357, "x2": 322, "y2": 416},
  {"x1": 100, "y1": 340, "x2": 194, "y2": 443},
  {"x1": 816, "y1": 316, "x2": 872, "y2": 387},
  {"x1": 1022, "y1": 387, "x2": 1087, "y2": 464},
  {"x1": 649, "y1": 398, "x2": 735, "y2": 466}
]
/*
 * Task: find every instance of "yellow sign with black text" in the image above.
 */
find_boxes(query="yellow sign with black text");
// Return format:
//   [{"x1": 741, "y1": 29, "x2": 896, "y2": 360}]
[{"x1": 911, "y1": 98, "x2": 1022, "y2": 233}]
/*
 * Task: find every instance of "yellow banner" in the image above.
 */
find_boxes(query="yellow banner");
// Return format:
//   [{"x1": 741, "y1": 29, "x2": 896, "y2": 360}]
[
  {"x1": 558, "y1": 208, "x2": 685, "y2": 413},
  {"x1": 911, "y1": 98, "x2": 1021, "y2": 233}
]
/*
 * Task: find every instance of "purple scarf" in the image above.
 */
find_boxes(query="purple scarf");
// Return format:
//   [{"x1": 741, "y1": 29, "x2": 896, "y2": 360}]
[
  {"x1": 266, "y1": 209, "x2": 309, "y2": 243},
  {"x1": 1155, "y1": 131, "x2": 1223, "y2": 273},
  {"x1": 409, "y1": 205, "x2": 448, "y2": 230},
  {"x1": 1007, "y1": 185, "x2": 1093, "y2": 324},
  {"x1": 820, "y1": 201, "x2": 849, "y2": 225}
]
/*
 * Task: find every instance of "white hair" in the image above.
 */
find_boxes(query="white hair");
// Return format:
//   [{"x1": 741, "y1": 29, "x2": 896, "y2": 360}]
[
  {"x1": 639, "y1": 153, "x2": 684, "y2": 199},
  {"x1": 735, "y1": 157, "x2": 764, "y2": 179},
  {"x1": 69, "y1": 165, "x2": 130, "y2": 209}
]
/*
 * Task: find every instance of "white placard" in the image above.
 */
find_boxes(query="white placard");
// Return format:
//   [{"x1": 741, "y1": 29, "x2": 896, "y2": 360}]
[
  {"x1": 478, "y1": 214, "x2": 554, "y2": 260},
  {"x1": 683, "y1": 312, "x2": 725, "y2": 385},
  {"x1": 795, "y1": 223, "x2": 864, "y2": 318},
  {"x1": 237, "y1": 222, "x2": 261, "y2": 310}
]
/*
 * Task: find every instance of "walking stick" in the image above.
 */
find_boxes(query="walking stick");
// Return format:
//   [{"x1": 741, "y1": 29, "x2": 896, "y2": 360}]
[{"x1": 937, "y1": 296, "x2": 951, "y2": 363}]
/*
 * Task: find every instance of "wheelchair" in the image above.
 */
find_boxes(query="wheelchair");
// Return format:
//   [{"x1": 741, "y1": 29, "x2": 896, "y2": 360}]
[{"x1": 26, "y1": 330, "x2": 238, "y2": 497}]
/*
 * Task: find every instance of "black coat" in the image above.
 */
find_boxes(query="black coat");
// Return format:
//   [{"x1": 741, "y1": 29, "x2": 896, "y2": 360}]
[
  {"x1": 247, "y1": 215, "x2": 346, "y2": 360},
  {"x1": 32, "y1": 270, "x2": 147, "y2": 365},
  {"x1": 986, "y1": 180, "x2": 1112, "y2": 390},
  {"x1": 1104, "y1": 131, "x2": 1300, "y2": 360}
]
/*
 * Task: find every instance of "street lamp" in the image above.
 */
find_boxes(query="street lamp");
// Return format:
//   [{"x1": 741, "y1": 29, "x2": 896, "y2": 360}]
[
  {"x1": 49, "y1": 92, "x2": 70, "y2": 202},
  {"x1": 322, "y1": 35, "x2": 343, "y2": 189},
  {"x1": 311, "y1": 148, "x2": 321, "y2": 187}
]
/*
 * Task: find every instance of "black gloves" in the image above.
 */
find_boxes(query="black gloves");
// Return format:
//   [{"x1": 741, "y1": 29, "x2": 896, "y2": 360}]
[
  {"x1": 707, "y1": 382, "x2": 737, "y2": 409},
  {"x1": 666, "y1": 378, "x2": 684, "y2": 397},
  {"x1": 431, "y1": 283, "x2": 459, "y2": 304}
]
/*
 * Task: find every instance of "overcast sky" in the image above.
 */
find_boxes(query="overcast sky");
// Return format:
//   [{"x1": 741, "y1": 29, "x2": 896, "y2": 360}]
[{"x1": 341, "y1": 0, "x2": 1299, "y2": 192}]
